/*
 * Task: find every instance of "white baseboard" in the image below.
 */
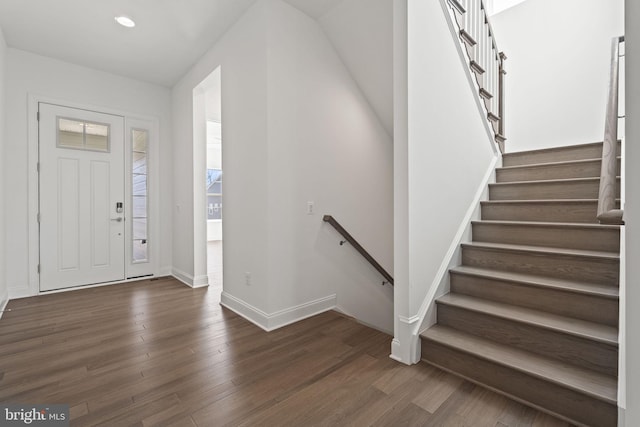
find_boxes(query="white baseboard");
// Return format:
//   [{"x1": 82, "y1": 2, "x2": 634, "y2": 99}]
[
  {"x1": 172, "y1": 268, "x2": 209, "y2": 288},
  {"x1": 8, "y1": 285, "x2": 33, "y2": 300},
  {"x1": 334, "y1": 305, "x2": 394, "y2": 335},
  {"x1": 192, "y1": 274, "x2": 209, "y2": 288},
  {"x1": 220, "y1": 292, "x2": 337, "y2": 332},
  {"x1": 158, "y1": 266, "x2": 173, "y2": 277}
]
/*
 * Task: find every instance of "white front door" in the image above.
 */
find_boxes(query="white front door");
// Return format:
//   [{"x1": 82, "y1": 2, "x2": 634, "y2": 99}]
[{"x1": 39, "y1": 103, "x2": 125, "y2": 291}]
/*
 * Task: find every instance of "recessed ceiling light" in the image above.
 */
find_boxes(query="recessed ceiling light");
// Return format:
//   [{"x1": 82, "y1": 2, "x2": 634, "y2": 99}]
[{"x1": 115, "y1": 16, "x2": 136, "y2": 28}]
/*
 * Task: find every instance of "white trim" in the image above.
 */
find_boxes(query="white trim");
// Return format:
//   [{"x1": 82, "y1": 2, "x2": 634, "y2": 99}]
[
  {"x1": 413, "y1": 156, "x2": 498, "y2": 339},
  {"x1": 334, "y1": 305, "x2": 394, "y2": 335},
  {"x1": 389, "y1": 339, "x2": 404, "y2": 363},
  {"x1": 27, "y1": 275, "x2": 159, "y2": 296},
  {"x1": 398, "y1": 314, "x2": 421, "y2": 325},
  {"x1": 125, "y1": 118, "x2": 160, "y2": 279},
  {"x1": 0, "y1": 297, "x2": 9, "y2": 320},
  {"x1": 27, "y1": 96, "x2": 40, "y2": 297},
  {"x1": 159, "y1": 266, "x2": 173, "y2": 277},
  {"x1": 8, "y1": 286, "x2": 32, "y2": 300},
  {"x1": 440, "y1": 0, "x2": 500, "y2": 156},
  {"x1": 618, "y1": 225, "x2": 627, "y2": 409},
  {"x1": 171, "y1": 268, "x2": 209, "y2": 288},
  {"x1": 27, "y1": 94, "x2": 163, "y2": 298},
  {"x1": 192, "y1": 275, "x2": 210, "y2": 288},
  {"x1": 172, "y1": 267, "x2": 199, "y2": 287},
  {"x1": 390, "y1": 335, "x2": 421, "y2": 365},
  {"x1": 220, "y1": 292, "x2": 337, "y2": 332}
]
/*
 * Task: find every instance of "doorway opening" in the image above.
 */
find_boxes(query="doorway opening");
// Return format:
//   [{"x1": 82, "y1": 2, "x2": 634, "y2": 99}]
[{"x1": 194, "y1": 67, "x2": 223, "y2": 293}]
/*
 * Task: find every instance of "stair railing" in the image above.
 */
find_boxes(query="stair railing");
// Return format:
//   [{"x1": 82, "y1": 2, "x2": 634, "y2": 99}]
[
  {"x1": 597, "y1": 36, "x2": 625, "y2": 225},
  {"x1": 322, "y1": 215, "x2": 393, "y2": 286},
  {"x1": 446, "y1": 0, "x2": 507, "y2": 152}
]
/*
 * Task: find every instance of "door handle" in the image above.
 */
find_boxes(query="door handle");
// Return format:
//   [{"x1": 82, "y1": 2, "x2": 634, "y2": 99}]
[{"x1": 111, "y1": 217, "x2": 123, "y2": 222}]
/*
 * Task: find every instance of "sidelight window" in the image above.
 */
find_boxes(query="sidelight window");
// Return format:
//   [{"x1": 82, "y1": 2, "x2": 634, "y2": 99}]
[{"x1": 132, "y1": 129, "x2": 149, "y2": 263}]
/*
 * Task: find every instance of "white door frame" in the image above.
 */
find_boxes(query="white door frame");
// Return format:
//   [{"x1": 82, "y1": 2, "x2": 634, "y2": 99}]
[{"x1": 26, "y1": 94, "x2": 161, "y2": 297}]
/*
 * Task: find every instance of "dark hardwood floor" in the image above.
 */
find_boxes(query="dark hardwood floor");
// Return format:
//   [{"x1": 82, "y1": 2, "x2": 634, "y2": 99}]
[{"x1": 0, "y1": 277, "x2": 574, "y2": 426}]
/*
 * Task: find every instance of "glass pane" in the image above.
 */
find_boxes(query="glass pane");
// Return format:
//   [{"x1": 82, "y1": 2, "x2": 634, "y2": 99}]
[
  {"x1": 133, "y1": 239, "x2": 148, "y2": 262},
  {"x1": 207, "y1": 195, "x2": 223, "y2": 220},
  {"x1": 84, "y1": 122, "x2": 109, "y2": 151},
  {"x1": 209, "y1": 180, "x2": 222, "y2": 194},
  {"x1": 133, "y1": 152, "x2": 147, "y2": 174},
  {"x1": 132, "y1": 129, "x2": 148, "y2": 152},
  {"x1": 133, "y1": 174, "x2": 147, "y2": 196},
  {"x1": 206, "y1": 169, "x2": 222, "y2": 187},
  {"x1": 84, "y1": 133, "x2": 109, "y2": 151},
  {"x1": 131, "y1": 127, "x2": 149, "y2": 265},
  {"x1": 133, "y1": 196, "x2": 147, "y2": 218},
  {"x1": 58, "y1": 118, "x2": 84, "y2": 149},
  {"x1": 133, "y1": 219, "x2": 147, "y2": 239}
]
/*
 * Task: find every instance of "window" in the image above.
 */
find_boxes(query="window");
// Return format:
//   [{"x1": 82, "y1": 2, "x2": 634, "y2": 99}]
[
  {"x1": 132, "y1": 129, "x2": 149, "y2": 262},
  {"x1": 207, "y1": 169, "x2": 222, "y2": 220},
  {"x1": 57, "y1": 117, "x2": 110, "y2": 152}
]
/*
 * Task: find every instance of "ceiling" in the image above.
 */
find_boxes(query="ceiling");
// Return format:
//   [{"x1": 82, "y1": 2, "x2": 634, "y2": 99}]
[
  {"x1": 0, "y1": 0, "x2": 392, "y2": 131},
  {"x1": 0, "y1": 0, "x2": 345, "y2": 88}
]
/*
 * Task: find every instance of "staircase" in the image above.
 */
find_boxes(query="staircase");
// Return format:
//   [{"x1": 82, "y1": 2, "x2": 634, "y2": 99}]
[{"x1": 420, "y1": 142, "x2": 621, "y2": 427}]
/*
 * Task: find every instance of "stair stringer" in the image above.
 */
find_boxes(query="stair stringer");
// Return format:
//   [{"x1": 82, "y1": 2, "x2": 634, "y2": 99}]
[{"x1": 409, "y1": 156, "x2": 500, "y2": 353}]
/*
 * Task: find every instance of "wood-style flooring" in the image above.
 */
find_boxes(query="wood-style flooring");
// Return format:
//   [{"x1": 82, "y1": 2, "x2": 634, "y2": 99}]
[{"x1": 0, "y1": 277, "x2": 574, "y2": 426}]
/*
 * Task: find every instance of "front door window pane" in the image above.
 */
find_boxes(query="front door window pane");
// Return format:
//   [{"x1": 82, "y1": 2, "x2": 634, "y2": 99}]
[{"x1": 131, "y1": 129, "x2": 149, "y2": 263}]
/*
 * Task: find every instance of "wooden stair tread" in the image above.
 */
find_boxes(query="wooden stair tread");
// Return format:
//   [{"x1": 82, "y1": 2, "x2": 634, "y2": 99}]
[
  {"x1": 450, "y1": 266, "x2": 619, "y2": 299},
  {"x1": 461, "y1": 241, "x2": 619, "y2": 260},
  {"x1": 421, "y1": 325, "x2": 618, "y2": 404},
  {"x1": 497, "y1": 157, "x2": 618, "y2": 171},
  {"x1": 482, "y1": 198, "x2": 608, "y2": 204},
  {"x1": 472, "y1": 219, "x2": 620, "y2": 231},
  {"x1": 437, "y1": 294, "x2": 618, "y2": 346},
  {"x1": 480, "y1": 198, "x2": 620, "y2": 203},
  {"x1": 490, "y1": 176, "x2": 620, "y2": 186}
]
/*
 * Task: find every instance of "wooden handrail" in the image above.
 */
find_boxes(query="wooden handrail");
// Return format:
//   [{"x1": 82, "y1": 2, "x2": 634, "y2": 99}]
[
  {"x1": 597, "y1": 36, "x2": 624, "y2": 225},
  {"x1": 322, "y1": 215, "x2": 393, "y2": 286}
]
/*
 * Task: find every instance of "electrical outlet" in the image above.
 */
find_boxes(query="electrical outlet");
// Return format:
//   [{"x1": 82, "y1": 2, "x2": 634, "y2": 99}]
[
  {"x1": 307, "y1": 201, "x2": 314, "y2": 215},
  {"x1": 245, "y1": 272, "x2": 251, "y2": 286}
]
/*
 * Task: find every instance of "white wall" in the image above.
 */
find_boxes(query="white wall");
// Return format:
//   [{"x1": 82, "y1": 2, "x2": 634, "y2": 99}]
[
  {"x1": 172, "y1": 0, "x2": 270, "y2": 296},
  {"x1": 624, "y1": 1, "x2": 639, "y2": 424},
  {"x1": 491, "y1": 0, "x2": 624, "y2": 152},
  {"x1": 4, "y1": 49, "x2": 173, "y2": 298},
  {"x1": 0, "y1": 28, "x2": 7, "y2": 311},
  {"x1": 266, "y1": 0, "x2": 393, "y2": 329},
  {"x1": 172, "y1": 0, "x2": 394, "y2": 332},
  {"x1": 392, "y1": 0, "x2": 498, "y2": 363},
  {"x1": 318, "y1": 0, "x2": 393, "y2": 136}
]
